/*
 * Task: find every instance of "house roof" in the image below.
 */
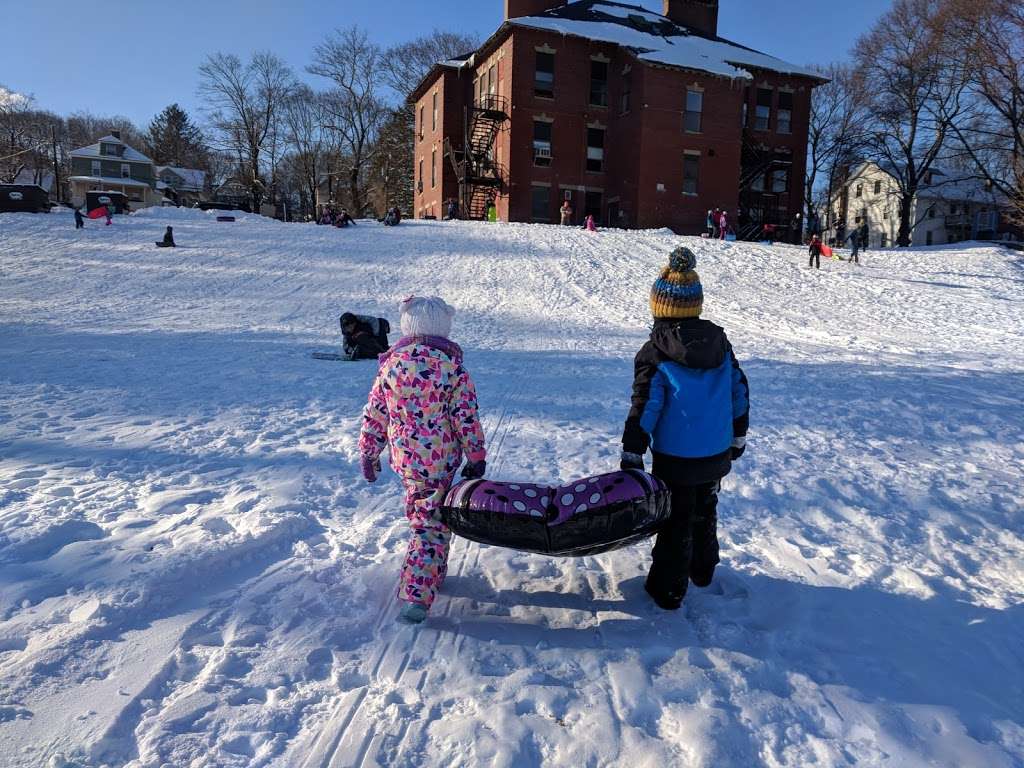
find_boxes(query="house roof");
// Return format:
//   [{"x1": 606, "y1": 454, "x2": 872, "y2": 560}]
[
  {"x1": 508, "y1": 1, "x2": 824, "y2": 81},
  {"x1": 70, "y1": 135, "x2": 152, "y2": 163},
  {"x1": 408, "y1": 1, "x2": 824, "y2": 104},
  {"x1": 68, "y1": 175, "x2": 151, "y2": 189},
  {"x1": 156, "y1": 166, "x2": 206, "y2": 191}
]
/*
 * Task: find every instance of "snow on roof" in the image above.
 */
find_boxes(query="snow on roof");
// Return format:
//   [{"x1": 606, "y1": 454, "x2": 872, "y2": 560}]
[
  {"x1": 68, "y1": 175, "x2": 151, "y2": 189},
  {"x1": 70, "y1": 135, "x2": 152, "y2": 163},
  {"x1": 156, "y1": 166, "x2": 206, "y2": 191},
  {"x1": 509, "y1": 0, "x2": 822, "y2": 81}
]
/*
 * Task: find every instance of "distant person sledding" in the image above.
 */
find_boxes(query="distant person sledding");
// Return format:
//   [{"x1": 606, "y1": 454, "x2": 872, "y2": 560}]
[
  {"x1": 311, "y1": 312, "x2": 391, "y2": 361},
  {"x1": 383, "y1": 206, "x2": 402, "y2": 226},
  {"x1": 335, "y1": 209, "x2": 357, "y2": 228},
  {"x1": 156, "y1": 226, "x2": 176, "y2": 248}
]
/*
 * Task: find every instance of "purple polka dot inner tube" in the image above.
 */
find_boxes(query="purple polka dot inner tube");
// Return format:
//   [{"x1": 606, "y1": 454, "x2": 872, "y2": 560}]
[{"x1": 441, "y1": 470, "x2": 671, "y2": 557}]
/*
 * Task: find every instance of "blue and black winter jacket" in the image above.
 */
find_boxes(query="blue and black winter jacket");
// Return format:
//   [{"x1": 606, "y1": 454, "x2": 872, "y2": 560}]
[{"x1": 622, "y1": 319, "x2": 749, "y2": 484}]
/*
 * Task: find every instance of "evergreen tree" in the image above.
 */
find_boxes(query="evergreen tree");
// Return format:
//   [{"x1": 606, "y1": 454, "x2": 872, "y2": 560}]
[{"x1": 146, "y1": 103, "x2": 209, "y2": 169}]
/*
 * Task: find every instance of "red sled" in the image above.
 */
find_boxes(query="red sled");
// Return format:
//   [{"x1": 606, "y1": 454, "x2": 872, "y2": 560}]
[
  {"x1": 820, "y1": 244, "x2": 834, "y2": 259},
  {"x1": 87, "y1": 206, "x2": 109, "y2": 220}
]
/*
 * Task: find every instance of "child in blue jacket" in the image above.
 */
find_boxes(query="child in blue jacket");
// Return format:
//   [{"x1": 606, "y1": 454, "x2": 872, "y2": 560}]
[{"x1": 621, "y1": 246, "x2": 749, "y2": 610}]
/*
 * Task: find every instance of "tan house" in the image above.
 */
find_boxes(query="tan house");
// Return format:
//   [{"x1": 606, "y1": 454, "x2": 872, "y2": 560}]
[{"x1": 67, "y1": 132, "x2": 161, "y2": 209}]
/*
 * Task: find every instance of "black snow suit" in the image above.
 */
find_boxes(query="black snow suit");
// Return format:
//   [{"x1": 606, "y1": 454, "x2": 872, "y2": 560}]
[{"x1": 340, "y1": 313, "x2": 390, "y2": 360}]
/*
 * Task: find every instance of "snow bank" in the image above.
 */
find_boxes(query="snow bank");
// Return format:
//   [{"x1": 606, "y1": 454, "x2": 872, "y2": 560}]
[{"x1": 0, "y1": 213, "x2": 1022, "y2": 767}]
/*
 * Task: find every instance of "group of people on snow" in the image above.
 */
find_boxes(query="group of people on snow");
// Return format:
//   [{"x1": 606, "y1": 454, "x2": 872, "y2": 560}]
[
  {"x1": 706, "y1": 208, "x2": 732, "y2": 239},
  {"x1": 357, "y1": 245, "x2": 749, "y2": 624},
  {"x1": 559, "y1": 200, "x2": 598, "y2": 231},
  {"x1": 318, "y1": 206, "x2": 357, "y2": 228}
]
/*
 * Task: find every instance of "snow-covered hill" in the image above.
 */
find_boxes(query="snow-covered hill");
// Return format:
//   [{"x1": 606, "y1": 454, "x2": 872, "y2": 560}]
[{"x1": 1, "y1": 208, "x2": 1022, "y2": 768}]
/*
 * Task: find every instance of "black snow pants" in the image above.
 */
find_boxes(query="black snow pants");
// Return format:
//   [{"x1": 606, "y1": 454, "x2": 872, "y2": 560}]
[{"x1": 646, "y1": 474, "x2": 721, "y2": 609}]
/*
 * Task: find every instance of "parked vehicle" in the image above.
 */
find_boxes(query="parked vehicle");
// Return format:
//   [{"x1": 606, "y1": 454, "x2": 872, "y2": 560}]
[{"x1": 0, "y1": 184, "x2": 51, "y2": 213}]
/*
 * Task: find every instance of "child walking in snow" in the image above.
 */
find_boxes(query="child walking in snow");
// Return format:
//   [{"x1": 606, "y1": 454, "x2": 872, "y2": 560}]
[
  {"x1": 620, "y1": 247, "x2": 749, "y2": 610},
  {"x1": 358, "y1": 296, "x2": 486, "y2": 624}
]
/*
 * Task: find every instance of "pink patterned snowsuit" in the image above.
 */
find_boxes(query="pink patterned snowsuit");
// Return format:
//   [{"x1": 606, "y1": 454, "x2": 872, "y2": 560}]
[{"x1": 359, "y1": 337, "x2": 486, "y2": 608}]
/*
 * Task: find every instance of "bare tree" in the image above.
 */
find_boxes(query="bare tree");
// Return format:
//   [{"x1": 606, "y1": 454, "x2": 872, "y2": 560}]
[
  {"x1": 198, "y1": 51, "x2": 295, "y2": 210},
  {"x1": 854, "y1": 0, "x2": 970, "y2": 245},
  {"x1": 379, "y1": 31, "x2": 479, "y2": 101},
  {"x1": 943, "y1": 0, "x2": 1024, "y2": 228},
  {"x1": 805, "y1": 64, "x2": 868, "y2": 236},
  {"x1": 371, "y1": 31, "x2": 481, "y2": 217},
  {"x1": 0, "y1": 86, "x2": 38, "y2": 183},
  {"x1": 282, "y1": 86, "x2": 331, "y2": 218},
  {"x1": 308, "y1": 27, "x2": 387, "y2": 216}
]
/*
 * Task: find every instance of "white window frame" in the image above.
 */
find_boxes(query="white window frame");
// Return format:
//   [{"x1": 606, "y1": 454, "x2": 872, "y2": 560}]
[{"x1": 121, "y1": 163, "x2": 131, "y2": 179}]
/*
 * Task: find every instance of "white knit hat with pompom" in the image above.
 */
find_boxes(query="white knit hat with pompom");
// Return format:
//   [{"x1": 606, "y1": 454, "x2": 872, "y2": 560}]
[{"x1": 399, "y1": 295, "x2": 456, "y2": 338}]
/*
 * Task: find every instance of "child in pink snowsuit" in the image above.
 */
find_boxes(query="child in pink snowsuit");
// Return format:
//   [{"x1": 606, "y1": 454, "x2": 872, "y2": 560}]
[
  {"x1": 358, "y1": 296, "x2": 486, "y2": 624},
  {"x1": 718, "y1": 211, "x2": 728, "y2": 239}
]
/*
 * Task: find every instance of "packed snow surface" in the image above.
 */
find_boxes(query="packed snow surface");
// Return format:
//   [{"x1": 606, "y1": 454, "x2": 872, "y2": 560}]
[{"x1": 1, "y1": 207, "x2": 1022, "y2": 768}]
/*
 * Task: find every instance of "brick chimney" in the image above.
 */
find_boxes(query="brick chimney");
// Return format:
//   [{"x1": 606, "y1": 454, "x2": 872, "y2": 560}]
[
  {"x1": 663, "y1": 0, "x2": 719, "y2": 37},
  {"x1": 110, "y1": 130, "x2": 122, "y2": 140},
  {"x1": 504, "y1": 0, "x2": 567, "y2": 20}
]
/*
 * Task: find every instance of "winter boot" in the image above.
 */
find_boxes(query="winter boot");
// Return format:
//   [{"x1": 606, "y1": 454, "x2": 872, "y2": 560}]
[{"x1": 397, "y1": 602, "x2": 428, "y2": 624}]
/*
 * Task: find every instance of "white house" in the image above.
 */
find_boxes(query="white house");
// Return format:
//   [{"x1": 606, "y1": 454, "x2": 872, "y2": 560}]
[
  {"x1": 67, "y1": 132, "x2": 161, "y2": 209},
  {"x1": 828, "y1": 162, "x2": 1004, "y2": 248},
  {"x1": 156, "y1": 166, "x2": 207, "y2": 207}
]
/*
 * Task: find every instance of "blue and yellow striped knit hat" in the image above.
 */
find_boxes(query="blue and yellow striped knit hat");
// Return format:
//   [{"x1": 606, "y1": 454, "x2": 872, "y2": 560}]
[{"x1": 650, "y1": 246, "x2": 703, "y2": 319}]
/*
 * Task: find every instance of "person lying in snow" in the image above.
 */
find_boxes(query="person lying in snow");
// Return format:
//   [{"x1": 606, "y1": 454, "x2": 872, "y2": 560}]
[
  {"x1": 621, "y1": 246, "x2": 750, "y2": 610},
  {"x1": 358, "y1": 296, "x2": 487, "y2": 624},
  {"x1": 339, "y1": 313, "x2": 389, "y2": 360}
]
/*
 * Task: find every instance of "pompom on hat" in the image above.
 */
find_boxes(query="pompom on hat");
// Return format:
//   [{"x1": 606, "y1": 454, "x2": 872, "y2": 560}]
[
  {"x1": 650, "y1": 246, "x2": 703, "y2": 319},
  {"x1": 399, "y1": 295, "x2": 456, "y2": 338}
]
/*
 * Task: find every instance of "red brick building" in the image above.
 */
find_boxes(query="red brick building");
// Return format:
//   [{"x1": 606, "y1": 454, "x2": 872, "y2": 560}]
[{"x1": 409, "y1": 0, "x2": 825, "y2": 239}]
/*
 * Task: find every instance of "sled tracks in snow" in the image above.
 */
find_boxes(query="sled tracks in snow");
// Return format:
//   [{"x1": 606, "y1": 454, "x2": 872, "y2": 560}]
[{"x1": 295, "y1": 378, "x2": 523, "y2": 768}]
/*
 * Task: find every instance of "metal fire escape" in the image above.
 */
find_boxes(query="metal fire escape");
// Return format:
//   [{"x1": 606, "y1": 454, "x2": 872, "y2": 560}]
[
  {"x1": 738, "y1": 132, "x2": 793, "y2": 241},
  {"x1": 444, "y1": 95, "x2": 509, "y2": 220}
]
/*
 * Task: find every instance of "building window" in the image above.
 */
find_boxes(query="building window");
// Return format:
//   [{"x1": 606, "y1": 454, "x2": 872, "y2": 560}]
[
  {"x1": 881, "y1": 233, "x2": 888, "y2": 247},
  {"x1": 531, "y1": 185, "x2": 551, "y2": 221},
  {"x1": 752, "y1": 172, "x2": 765, "y2": 192},
  {"x1": 755, "y1": 88, "x2": 772, "y2": 130},
  {"x1": 91, "y1": 160, "x2": 101, "y2": 177},
  {"x1": 586, "y1": 127, "x2": 605, "y2": 172},
  {"x1": 742, "y1": 101, "x2": 748, "y2": 128},
  {"x1": 683, "y1": 154, "x2": 699, "y2": 195},
  {"x1": 950, "y1": 204, "x2": 958, "y2": 215},
  {"x1": 771, "y1": 168, "x2": 788, "y2": 193},
  {"x1": 121, "y1": 163, "x2": 131, "y2": 179},
  {"x1": 621, "y1": 70, "x2": 632, "y2": 113},
  {"x1": 535, "y1": 52, "x2": 555, "y2": 98},
  {"x1": 431, "y1": 149, "x2": 437, "y2": 188},
  {"x1": 926, "y1": 230, "x2": 933, "y2": 245},
  {"x1": 432, "y1": 93, "x2": 437, "y2": 131},
  {"x1": 777, "y1": 91, "x2": 793, "y2": 134},
  {"x1": 874, "y1": 180, "x2": 882, "y2": 194},
  {"x1": 685, "y1": 89, "x2": 703, "y2": 133},
  {"x1": 590, "y1": 60, "x2": 608, "y2": 106},
  {"x1": 533, "y1": 120, "x2": 552, "y2": 166},
  {"x1": 855, "y1": 183, "x2": 863, "y2": 198},
  {"x1": 418, "y1": 159, "x2": 423, "y2": 192},
  {"x1": 419, "y1": 106, "x2": 425, "y2": 138}
]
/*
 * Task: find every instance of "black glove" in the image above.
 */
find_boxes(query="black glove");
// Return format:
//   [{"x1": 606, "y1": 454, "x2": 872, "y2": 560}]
[
  {"x1": 461, "y1": 459, "x2": 486, "y2": 479},
  {"x1": 730, "y1": 437, "x2": 746, "y2": 461},
  {"x1": 620, "y1": 451, "x2": 644, "y2": 471}
]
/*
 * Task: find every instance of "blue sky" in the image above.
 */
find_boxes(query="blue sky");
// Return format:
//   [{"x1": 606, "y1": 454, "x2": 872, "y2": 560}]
[{"x1": 1, "y1": 0, "x2": 892, "y2": 128}]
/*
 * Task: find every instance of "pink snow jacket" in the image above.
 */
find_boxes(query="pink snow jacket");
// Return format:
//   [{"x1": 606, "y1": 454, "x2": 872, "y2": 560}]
[{"x1": 359, "y1": 336, "x2": 486, "y2": 481}]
